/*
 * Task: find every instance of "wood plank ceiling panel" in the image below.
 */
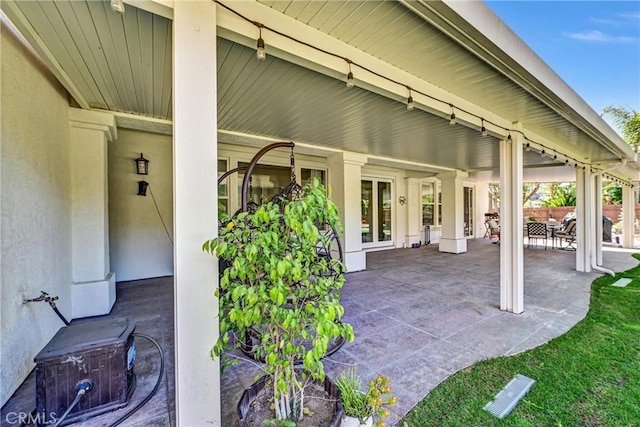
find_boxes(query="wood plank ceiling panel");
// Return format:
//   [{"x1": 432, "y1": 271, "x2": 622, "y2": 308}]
[
  {"x1": 51, "y1": 0, "x2": 111, "y2": 109},
  {"x1": 154, "y1": 14, "x2": 172, "y2": 119},
  {"x1": 16, "y1": 1, "x2": 98, "y2": 104},
  {"x1": 216, "y1": 39, "x2": 503, "y2": 171},
  {"x1": 65, "y1": 0, "x2": 117, "y2": 110}
]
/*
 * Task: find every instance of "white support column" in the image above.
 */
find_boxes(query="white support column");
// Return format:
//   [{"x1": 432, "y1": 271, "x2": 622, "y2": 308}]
[
  {"x1": 173, "y1": 2, "x2": 220, "y2": 426},
  {"x1": 622, "y1": 184, "x2": 635, "y2": 248},
  {"x1": 438, "y1": 170, "x2": 468, "y2": 254},
  {"x1": 68, "y1": 108, "x2": 117, "y2": 319},
  {"x1": 575, "y1": 167, "x2": 589, "y2": 272},
  {"x1": 475, "y1": 180, "x2": 490, "y2": 238},
  {"x1": 405, "y1": 178, "x2": 422, "y2": 247},
  {"x1": 499, "y1": 128, "x2": 523, "y2": 314},
  {"x1": 595, "y1": 174, "x2": 603, "y2": 265},
  {"x1": 328, "y1": 152, "x2": 368, "y2": 272}
]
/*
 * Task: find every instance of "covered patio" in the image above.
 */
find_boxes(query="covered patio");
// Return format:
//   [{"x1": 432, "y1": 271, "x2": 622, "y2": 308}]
[{"x1": 3, "y1": 2, "x2": 640, "y2": 425}]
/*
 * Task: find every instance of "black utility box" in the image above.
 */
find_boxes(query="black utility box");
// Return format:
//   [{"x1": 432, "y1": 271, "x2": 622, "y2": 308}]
[{"x1": 35, "y1": 317, "x2": 136, "y2": 426}]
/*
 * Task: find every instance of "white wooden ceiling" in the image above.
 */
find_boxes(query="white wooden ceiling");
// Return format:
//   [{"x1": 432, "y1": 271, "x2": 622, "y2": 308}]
[{"x1": 2, "y1": 0, "x2": 632, "y2": 175}]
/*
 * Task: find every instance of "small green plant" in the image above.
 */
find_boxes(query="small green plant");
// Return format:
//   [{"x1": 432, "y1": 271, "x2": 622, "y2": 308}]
[
  {"x1": 205, "y1": 178, "x2": 354, "y2": 423},
  {"x1": 336, "y1": 368, "x2": 397, "y2": 427}
]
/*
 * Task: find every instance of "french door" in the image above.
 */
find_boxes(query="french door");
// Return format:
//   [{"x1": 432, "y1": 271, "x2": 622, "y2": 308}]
[{"x1": 361, "y1": 178, "x2": 394, "y2": 247}]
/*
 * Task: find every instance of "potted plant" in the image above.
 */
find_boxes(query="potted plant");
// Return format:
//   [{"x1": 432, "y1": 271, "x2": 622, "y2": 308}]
[
  {"x1": 204, "y1": 178, "x2": 354, "y2": 425},
  {"x1": 335, "y1": 368, "x2": 397, "y2": 427}
]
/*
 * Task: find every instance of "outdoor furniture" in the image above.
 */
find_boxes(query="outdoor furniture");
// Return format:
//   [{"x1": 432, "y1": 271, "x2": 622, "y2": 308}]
[
  {"x1": 486, "y1": 219, "x2": 500, "y2": 243},
  {"x1": 555, "y1": 219, "x2": 577, "y2": 250},
  {"x1": 526, "y1": 222, "x2": 548, "y2": 249},
  {"x1": 546, "y1": 222, "x2": 562, "y2": 249}
]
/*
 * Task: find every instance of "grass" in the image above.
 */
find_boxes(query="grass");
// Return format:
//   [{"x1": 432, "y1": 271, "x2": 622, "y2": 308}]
[{"x1": 402, "y1": 254, "x2": 640, "y2": 427}]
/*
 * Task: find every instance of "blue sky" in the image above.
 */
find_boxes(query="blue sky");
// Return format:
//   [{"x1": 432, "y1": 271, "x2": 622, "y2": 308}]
[{"x1": 485, "y1": 1, "x2": 640, "y2": 127}]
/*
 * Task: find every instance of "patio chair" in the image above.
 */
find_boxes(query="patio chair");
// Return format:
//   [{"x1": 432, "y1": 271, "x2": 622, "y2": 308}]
[
  {"x1": 555, "y1": 219, "x2": 577, "y2": 250},
  {"x1": 526, "y1": 222, "x2": 548, "y2": 249},
  {"x1": 486, "y1": 219, "x2": 500, "y2": 243}
]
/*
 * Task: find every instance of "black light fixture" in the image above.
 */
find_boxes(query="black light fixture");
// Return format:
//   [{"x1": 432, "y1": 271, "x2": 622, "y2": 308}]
[
  {"x1": 135, "y1": 153, "x2": 149, "y2": 175},
  {"x1": 480, "y1": 118, "x2": 487, "y2": 136},
  {"x1": 449, "y1": 104, "x2": 456, "y2": 126},
  {"x1": 137, "y1": 181, "x2": 149, "y2": 197}
]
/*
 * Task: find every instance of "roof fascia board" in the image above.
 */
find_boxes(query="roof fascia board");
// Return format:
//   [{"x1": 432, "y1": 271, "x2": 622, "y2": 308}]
[
  {"x1": 215, "y1": 0, "x2": 513, "y2": 137},
  {"x1": 404, "y1": 0, "x2": 635, "y2": 161}
]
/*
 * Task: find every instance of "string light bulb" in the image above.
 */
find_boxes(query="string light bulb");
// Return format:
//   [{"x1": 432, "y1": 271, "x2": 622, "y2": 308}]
[
  {"x1": 256, "y1": 26, "x2": 266, "y2": 61},
  {"x1": 507, "y1": 132, "x2": 512, "y2": 141},
  {"x1": 406, "y1": 88, "x2": 414, "y2": 111},
  {"x1": 449, "y1": 105, "x2": 456, "y2": 125},
  {"x1": 110, "y1": 0, "x2": 125, "y2": 13},
  {"x1": 481, "y1": 118, "x2": 487, "y2": 136},
  {"x1": 346, "y1": 61, "x2": 354, "y2": 88}
]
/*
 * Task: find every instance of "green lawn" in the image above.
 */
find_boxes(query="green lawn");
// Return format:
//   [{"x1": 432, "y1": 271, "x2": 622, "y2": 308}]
[{"x1": 402, "y1": 255, "x2": 640, "y2": 427}]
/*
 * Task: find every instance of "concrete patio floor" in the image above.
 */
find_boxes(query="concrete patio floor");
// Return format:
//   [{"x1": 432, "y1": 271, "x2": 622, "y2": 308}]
[
  {"x1": 220, "y1": 239, "x2": 639, "y2": 426},
  {"x1": 2, "y1": 240, "x2": 637, "y2": 427}
]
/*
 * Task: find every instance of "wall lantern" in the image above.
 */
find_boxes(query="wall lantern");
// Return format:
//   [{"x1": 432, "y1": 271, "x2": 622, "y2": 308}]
[
  {"x1": 137, "y1": 181, "x2": 149, "y2": 197},
  {"x1": 135, "y1": 153, "x2": 149, "y2": 175}
]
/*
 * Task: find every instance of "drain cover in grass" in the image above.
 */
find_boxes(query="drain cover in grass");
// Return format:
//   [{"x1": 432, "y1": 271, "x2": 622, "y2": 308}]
[
  {"x1": 612, "y1": 278, "x2": 632, "y2": 288},
  {"x1": 483, "y1": 374, "x2": 535, "y2": 419}
]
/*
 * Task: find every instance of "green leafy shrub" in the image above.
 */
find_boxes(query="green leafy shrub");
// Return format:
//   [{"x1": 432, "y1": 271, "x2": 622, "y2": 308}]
[{"x1": 204, "y1": 179, "x2": 354, "y2": 422}]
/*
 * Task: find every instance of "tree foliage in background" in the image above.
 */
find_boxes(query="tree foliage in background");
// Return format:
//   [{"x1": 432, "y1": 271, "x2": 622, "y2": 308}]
[
  {"x1": 603, "y1": 182, "x2": 623, "y2": 204},
  {"x1": 542, "y1": 183, "x2": 576, "y2": 207},
  {"x1": 602, "y1": 106, "x2": 640, "y2": 151}
]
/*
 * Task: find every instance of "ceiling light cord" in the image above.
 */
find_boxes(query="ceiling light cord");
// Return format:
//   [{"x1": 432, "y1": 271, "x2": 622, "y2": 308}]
[{"x1": 213, "y1": 0, "x2": 633, "y2": 187}]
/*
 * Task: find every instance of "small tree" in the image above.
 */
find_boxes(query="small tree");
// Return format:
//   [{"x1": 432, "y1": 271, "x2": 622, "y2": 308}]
[{"x1": 204, "y1": 179, "x2": 354, "y2": 422}]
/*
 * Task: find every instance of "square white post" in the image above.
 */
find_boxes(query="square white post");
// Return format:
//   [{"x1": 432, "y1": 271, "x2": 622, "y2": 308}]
[
  {"x1": 595, "y1": 174, "x2": 603, "y2": 265},
  {"x1": 575, "y1": 167, "x2": 589, "y2": 272},
  {"x1": 499, "y1": 127, "x2": 523, "y2": 314},
  {"x1": 328, "y1": 152, "x2": 368, "y2": 271},
  {"x1": 622, "y1": 184, "x2": 635, "y2": 248},
  {"x1": 173, "y1": 2, "x2": 220, "y2": 425},
  {"x1": 68, "y1": 109, "x2": 117, "y2": 318},
  {"x1": 438, "y1": 170, "x2": 468, "y2": 254},
  {"x1": 405, "y1": 178, "x2": 423, "y2": 247}
]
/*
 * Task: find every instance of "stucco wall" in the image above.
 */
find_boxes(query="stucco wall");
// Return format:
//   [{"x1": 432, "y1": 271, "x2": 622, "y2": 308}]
[
  {"x1": 108, "y1": 129, "x2": 174, "y2": 281},
  {"x1": 0, "y1": 26, "x2": 72, "y2": 405}
]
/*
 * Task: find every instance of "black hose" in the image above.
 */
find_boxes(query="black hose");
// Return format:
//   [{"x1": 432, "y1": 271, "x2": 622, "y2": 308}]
[
  {"x1": 52, "y1": 305, "x2": 70, "y2": 326},
  {"x1": 107, "y1": 332, "x2": 165, "y2": 427}
]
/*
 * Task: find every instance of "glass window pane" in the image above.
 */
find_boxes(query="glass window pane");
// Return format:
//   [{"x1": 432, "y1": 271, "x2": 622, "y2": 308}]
[
  {"x1": 301, "y1": 168, "x2": 326, "y2": 187},
  {"x1": 361, "y1": 181, "x2": 373, "y2": 243},
  {"x1": 218, "y1": 159, "x2": 228, "y2": 212},
  {"x1": 464, "y1": 186, "x2": 473, "y2": 237},
  {"x1": 422, "y1": 184, "x2": 434, "y2": 226},
  {"x1": 238, "y1": 162, "x2": 291, "y2": 205},
  {"x1": 218, "y1": 160, "x2": 228, "y2": 196},
  {"x1": 378, "y1": 181, "x2": 392, "y2": 241}
]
